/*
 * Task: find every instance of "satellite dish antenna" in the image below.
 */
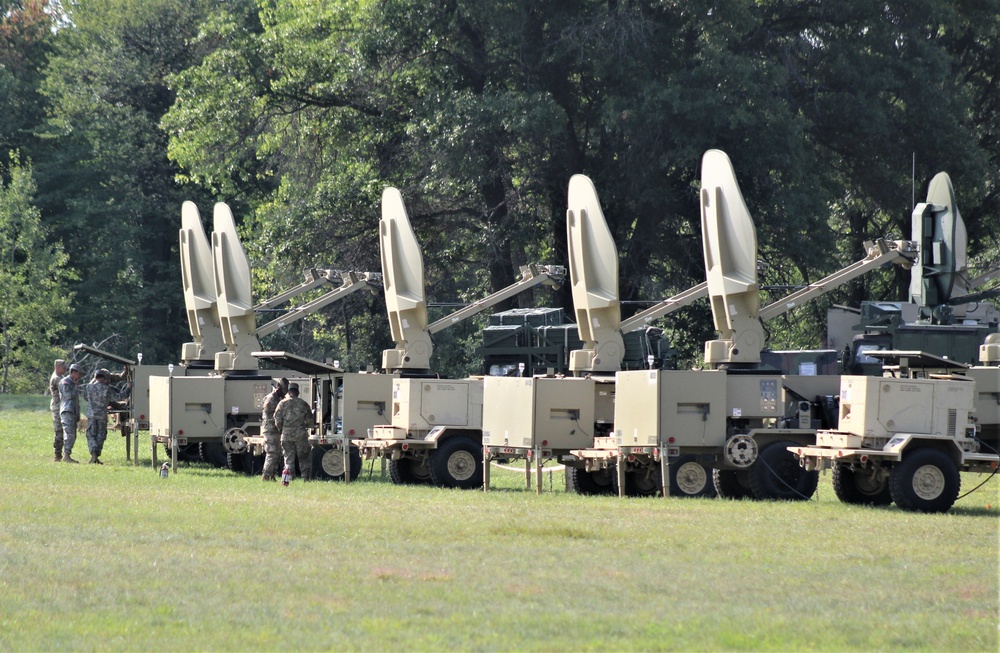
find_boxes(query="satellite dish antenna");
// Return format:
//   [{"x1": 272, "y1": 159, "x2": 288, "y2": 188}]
[
  {"x1": 212, "y1": 202, "x2": 261, "y2": 371},
  {"x1": 380, "y1": 188, "x2": 432, "y2": 372},
  {"x1": 179, "y1": 201, "x2": 224, "y2": 365},
  {"x1": 701, "y1": 150, "x2": 763, "y2": 366},
  {"x1": 566, "y1": 174, "x2": 624, "y2": 373},
  {"x1": 910, "y1": 172, "x2": 960, "y2": 309}
]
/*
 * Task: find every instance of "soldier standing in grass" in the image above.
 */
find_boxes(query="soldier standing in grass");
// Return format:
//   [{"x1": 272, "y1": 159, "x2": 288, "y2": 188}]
[
  {"x1": 260, "y1": 377, "x2": 288, "y2": 481},
  {"x1": 275, "y1": 383, "x2": 313, "y2": 481},
  {"x1": 83, "y1": 369, "x2": 127, "y2": 465},
  {"x1": 49, "y1": 359, "x2": 67, "y2": 462},
  {"x1": 58, "y1": 363, "x2": 85, "y2": 463}
]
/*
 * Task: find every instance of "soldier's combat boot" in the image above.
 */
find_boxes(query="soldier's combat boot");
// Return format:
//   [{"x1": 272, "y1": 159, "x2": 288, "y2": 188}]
[
  {"x1": 261, "y1": 474, "x2": 274, "y2": 482},
  {"x1": 89, "y1": 453, "x2": 102, "y2": 464},
  {"x1": 54, "y1": 449, "x2": 62, "y2": 462},
  {"x1": 63, "y1": 454, "x2": 79, "y2": 464}
]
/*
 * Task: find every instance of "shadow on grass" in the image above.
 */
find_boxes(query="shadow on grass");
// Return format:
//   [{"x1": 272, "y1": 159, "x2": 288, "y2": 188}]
[{"x1": 949, "y1": 506, "x2": 1000, "y2": 518}]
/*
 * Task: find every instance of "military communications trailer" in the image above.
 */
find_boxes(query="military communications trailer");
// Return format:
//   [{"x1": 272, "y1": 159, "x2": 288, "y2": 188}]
[
  {"x1": 790, "y1": 351, "x2": 999, "y2": 513},
  {"x1": 148, "y1": 201, "x2": 377, "y2": 474},
  {"x1": 247, "y1": 350, "x2": 393, "y2": 482},
  {"x1": 359, "y1": 187, "x2": 564, "y2": 489},
  {"x1": 829, "y1": 172, "x2": 1000, "y2": 374},
  {"x1": 579, "y1": 150, "x2": 921, "y2": 499},
  {"x1": 482, "y1": 174, "x2": 708, "y2": 494}
]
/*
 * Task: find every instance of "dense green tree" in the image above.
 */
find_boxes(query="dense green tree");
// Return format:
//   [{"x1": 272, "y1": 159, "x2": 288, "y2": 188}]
[
  {"x1": 0, "y1": 154, "x2": 74, "y2": 393},
  {"x1": 163, "y1": 1, "x2": 1000, "y2": 371},
  {"x1": 0, "y1": 0, "x2": 984, "y2": 377},
  {"x1": 0, "y1": 0, "x2": 55, "y2": 175},
  {"x1": 35, "y1": 0, "x2": 215, "y2": 364}
]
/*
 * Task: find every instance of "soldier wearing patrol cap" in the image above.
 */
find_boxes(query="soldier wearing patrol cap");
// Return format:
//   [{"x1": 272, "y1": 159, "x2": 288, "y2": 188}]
[
  {"x1": 259, "y1": 377, "x2": 289, "y2": 481},
  {"x1": 49, "y1": 359, "x2": 67, "y2": 461},
  {"x1": 275, "y1": 382, "x2": 313, "y2": 481},
  {"x1": 58, "y1": 363, "x2": 85, "y2": 463}
]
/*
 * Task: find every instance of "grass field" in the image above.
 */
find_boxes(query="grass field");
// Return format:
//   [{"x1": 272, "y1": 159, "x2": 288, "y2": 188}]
[{"x1": 1, "y1": 394, "x2": 997, "y2": 651}]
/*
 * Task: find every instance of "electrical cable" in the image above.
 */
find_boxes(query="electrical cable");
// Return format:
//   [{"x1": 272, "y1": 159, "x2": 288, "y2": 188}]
[
  {"x1": 955, "y1": 435, "x2": 1000, "y2": 501},
  {"x1": 754, "y1": 452, "x2": 817, "y2": 501}
]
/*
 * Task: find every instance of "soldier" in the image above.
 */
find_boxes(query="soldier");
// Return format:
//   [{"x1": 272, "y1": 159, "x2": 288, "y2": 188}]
[
  {"x1": 58, "y1": 363, "x2": 85, "y2": 463},
  {"x1": 49, "y1": 359, "x2": 67, "y2": 462},
  {"x1": 260, "y1": 377, "x2": 288, "y2": 481},
  {"x1": 83, "y1": 369, "x2": 127, "y2": 464},
  {"x1": 274, "y1": 383, "x2": 313, "y2": 481}
]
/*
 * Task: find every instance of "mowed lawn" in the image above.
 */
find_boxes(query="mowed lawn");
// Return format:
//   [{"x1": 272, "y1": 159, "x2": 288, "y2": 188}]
[{"x1": 1, "y1": 395, "x2": 997, "y2": 652}]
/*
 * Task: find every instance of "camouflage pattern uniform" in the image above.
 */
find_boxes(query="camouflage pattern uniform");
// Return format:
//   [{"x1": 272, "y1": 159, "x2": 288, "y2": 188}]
[
  {"x1": 260, "y1": 380, "x2": 287, "y2": 480},
  {"x1": 84, "y1": 371, "x2": 126, "y2": 462},
  {"x1": 275, "y1": 386, "x2": 313, "y2": 481},
  {"x1": 49, "y1": 360, "x2": 66, "y2": 461},
  {"x1": 59, "y1": 365, "x2": 84, "y2": 461}
]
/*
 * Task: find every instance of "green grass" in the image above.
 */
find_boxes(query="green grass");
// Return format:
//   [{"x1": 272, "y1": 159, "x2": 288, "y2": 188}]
[{"x1": 1, "y1": 394, "x2": 998, "y2": 651}]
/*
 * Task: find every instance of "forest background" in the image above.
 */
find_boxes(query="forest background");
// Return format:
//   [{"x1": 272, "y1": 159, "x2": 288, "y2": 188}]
[{"x1": 1, "y1": 0, "x2": 998, "y2": 393}]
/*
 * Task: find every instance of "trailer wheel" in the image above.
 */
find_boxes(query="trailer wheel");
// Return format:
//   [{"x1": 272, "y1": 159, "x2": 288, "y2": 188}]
[
  {"x1": 612, "y1": 464, "x2": 661, "y2": 497},
  {"x1": 388, "y1": 457, "x2": 432, "y2": 485},
  {"x1": 712, "y1": 468, "x2": 753, "y2": 499},
  {"x1": 201, "y1": 442, "x2": 228, "y2": 468},
  {"x1": 429, "y1": 436, "x2": 483, "y2": 489},
  {"x1": 669, "y1": 456, "x2": 717, "y2": 498},
  {"x1": 832, "y1": 465, "x2": 891, "y2": 506},
  {"x1": 164, "y1": 443, "x2": 200, "y2": 463},
  {"x1": 749, "y1": 440, "x2": 817, "y2": 501},
  {"x1": 889, "y1": 448, "x2": 960, "y2": 513},
  {"x1": 566, "y1": 466, "x2": 615, "y2": 495},
  {"x1": 312, "y1": 444, "x2": 362, "y2": 482},
  {"x1": 226, "y1": 452, "x2": 245, "y2": 474}
]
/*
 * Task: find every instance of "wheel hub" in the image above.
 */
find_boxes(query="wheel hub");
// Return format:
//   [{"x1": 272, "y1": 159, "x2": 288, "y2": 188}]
[
  {"x1": 854, "y1": 469, "x2": 886, "y2": 495},
  {"x1": 675, "y1": 461, "x2": 708, "y2": 495},
  {"x1": 411, "y1": 456, "x2": 431, "y2": 480},
  {"x1": 447, "y1": 450, "x2": 477, "y2": 481},
  {"x1": 321, "y1": 449, "x2": 345, "y2": 476},
  {"x1": 911, "y1": 463, "x2": 945, "y2": 500}
]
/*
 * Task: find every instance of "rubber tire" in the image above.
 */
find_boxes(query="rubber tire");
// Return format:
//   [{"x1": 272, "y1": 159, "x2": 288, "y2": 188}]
[
  {"x1": 226, "y1": 452, "x2": 245, "y2": 473},
  {"x1": 388, "y1": 457, "x2": 432, "y2": 485},
  {"x1": 712, "y1": 468, "x2": 754, "y2": 500},
  {"x1": 612, "y1": 464, "x2": 662, "y2": 498},
  {"x1": 749, "y1": 440, "x2": 818, "y2": 501},
  {"x1": 429, "y1": 436, "x2": 483, "y2": 489},
  {"x1": 163, "y1": 443, "x2": 200, "y2": 463},
  {"x1": 832, "y1": 464, "x2": 892, "y2": 506},
  {"x1": 566, "y1": 465, "x2": 615, "y2": 495},
  {"x1": 312, "y1": 445, "x2": 363, "y2": 482},
  {"x1": 201, "y1": 442, "x2": 228, "y2": 468},
  {"x1": 668, "y1": 456, "x2": 717, "y2": 498},
  {"x1": 889, "y1": 448, "x2": 961, "y2": 513}
]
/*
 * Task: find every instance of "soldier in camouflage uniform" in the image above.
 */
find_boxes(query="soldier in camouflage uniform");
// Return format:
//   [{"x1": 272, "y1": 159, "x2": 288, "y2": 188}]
[
  {"x1": 260, "y1": 377, "x2": 288, "y2": 481},
  {"x1": 274, "y1": 383, "x2": 313, "y2": 481},
  {"x1": 58, "y1": 363, "x2": 85, "y2": 463},
  {"x1": 83, "y1": 369, "x2": 127, "y2": 464},
  {"x1": 49, "y1": 359, "x2": 67, "y2": 461}
]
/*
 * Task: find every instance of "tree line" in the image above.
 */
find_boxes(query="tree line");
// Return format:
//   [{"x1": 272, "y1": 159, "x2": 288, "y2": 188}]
[{"x1": 1, "y1": 0, "x2": 998, "y2": 392}]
